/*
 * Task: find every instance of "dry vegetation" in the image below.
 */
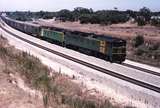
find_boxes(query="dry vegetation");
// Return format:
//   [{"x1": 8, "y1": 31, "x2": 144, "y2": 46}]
[
  {"x1": 127, "y1": 35, "x2": 160, "y2": 67},
  {"x1": 0, "y1": 35, "x2": 133, "y2": 108}
]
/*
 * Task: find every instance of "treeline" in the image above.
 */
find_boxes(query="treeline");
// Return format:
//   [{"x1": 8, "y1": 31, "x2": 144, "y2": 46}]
[
  {"x1": 6, "y1": 7, "x2": 160, "y2": 26},
  {"x1": 55, "y1": 7, "x2": 130, "y2": 25},
  {"x1": 6, "y1": 11, "x2": 57, "y2": 21}
]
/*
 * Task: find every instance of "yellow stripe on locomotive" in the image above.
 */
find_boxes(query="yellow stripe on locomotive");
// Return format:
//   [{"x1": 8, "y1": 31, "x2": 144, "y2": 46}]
[{"x1": 99, "y1": 41, "x2": 106, "y2": 54}]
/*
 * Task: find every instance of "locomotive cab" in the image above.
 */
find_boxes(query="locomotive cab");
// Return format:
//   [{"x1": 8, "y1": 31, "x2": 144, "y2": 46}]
[
  {"x1": 93, "y1": 35, "x2": 127, "y2": 63},
  {"x1": 111, "y1": 40, "x2": 126, "y2": 63}
]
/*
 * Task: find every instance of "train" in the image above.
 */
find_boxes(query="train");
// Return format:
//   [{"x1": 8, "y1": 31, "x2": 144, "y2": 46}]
[{"x1": 1, "y1": 15, "x2": 126, "y2": 63}]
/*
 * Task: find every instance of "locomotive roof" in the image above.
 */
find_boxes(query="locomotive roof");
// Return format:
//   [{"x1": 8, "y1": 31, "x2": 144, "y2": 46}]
[
  {"x1": 68, "y1": 30, "x2": 125, "y2": 43},
  {"x1": 94, "y1": 35, "x2": 126, "y2": 43},
  {"x1": 68, "y1": 30, "x2": 94, "y2": 36}
]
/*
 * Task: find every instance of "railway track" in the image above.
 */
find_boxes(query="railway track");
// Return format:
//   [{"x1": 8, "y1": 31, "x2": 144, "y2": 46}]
[
  {"x1": 1, "y1": 23, "x2": 160, "y2": 93},
  {"x1": 122, "y1": 63, "x2": 160, "y2": 77}
]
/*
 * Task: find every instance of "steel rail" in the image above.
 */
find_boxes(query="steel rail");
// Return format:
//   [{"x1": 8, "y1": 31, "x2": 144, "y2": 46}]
[{"x1": 122, "y1": 63, "x2": 160, "y2": 77}]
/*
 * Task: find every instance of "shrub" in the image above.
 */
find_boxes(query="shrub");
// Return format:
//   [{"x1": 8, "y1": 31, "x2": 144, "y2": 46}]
[
  {"x1": 79, "y1": 14, "x2": 92, "y2": 24},
  {"x1": 139, "y1": 7, "x2": 151, "y2": 22},
  {"x1": 135, "y1": 45, "x2": 147, "y2": 56},
  {"x1": 136, "y1": 16, "x2": 146, "y2": 26},
  {"x1": 149, "y1": 43, "x2": 160, "y2": 50},
  {"x1": 133, "y1": 35, "x2": 144, "y2": 47},
  {"x1": 151, "y1": 17, "x2": 160, "y2": 27}
]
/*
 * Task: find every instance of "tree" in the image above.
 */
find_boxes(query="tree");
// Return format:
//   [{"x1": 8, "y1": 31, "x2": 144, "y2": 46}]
[
  {"x1": 57, "y1": 9, "x2": 74, "y2": 22},
  {"x1": 114, "y1": 7, "x2": 118, "y2": 10},
  {"x1": 151, "y1": 17, "x2": 160, "y2": 27},
  {"x1": 79, "y1": 14, "x2": 91, "y2": 24},
  {"x1": 126, "y1": 9, "x2": 137, "y2": 19},
  {"x1": 136, "y1": 16, "x2": 146, "y2": 26},
  {"x1": 73, "y1": 7, "x2": 93, "y2": 21},
  {"x1": 73, "y1": 7, "x2": 93, "y2": 14},
  {"x1": 139, "y1": 7, "x2": 151, "y2": 22}
]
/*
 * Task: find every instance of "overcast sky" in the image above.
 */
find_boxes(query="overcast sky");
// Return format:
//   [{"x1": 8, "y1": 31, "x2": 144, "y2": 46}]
[{"x1": 0, "y1": 0, "x2": 159, "y2": 12}]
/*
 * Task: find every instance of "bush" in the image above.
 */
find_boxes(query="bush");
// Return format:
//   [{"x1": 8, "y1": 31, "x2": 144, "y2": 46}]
[
  {"x1": 135, "y1": 45, "x2": 147, "y2": 56},
  {"x1": 134, "y1": 42, "x2": 160, "y2": 61},
  {"x1": 153, "y1": 50, "x2": 160, "y2": 59},
  {"x1": 151, "y1": 17, "x2": 160, "y2": 27},
  {"x1": 139, "y1": 7, "x2": 151, "y2": 22},
  {"x1": 133, "y1": 35, "x2": 144, "y2": 47},
  {"x1": 136, "y1": 16, "x2": 146, "y2": 26},
  {"x1": 149, "y1": 43, "x2": 160, "y2": 50},
  {"x1": 79, "y1": 14, "x2": 92, "y2": 24}
]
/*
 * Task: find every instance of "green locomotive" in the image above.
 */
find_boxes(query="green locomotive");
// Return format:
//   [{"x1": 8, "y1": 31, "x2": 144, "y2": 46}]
[{"x1": 41, "y1": 28, "x2": 126, "y2": 63}]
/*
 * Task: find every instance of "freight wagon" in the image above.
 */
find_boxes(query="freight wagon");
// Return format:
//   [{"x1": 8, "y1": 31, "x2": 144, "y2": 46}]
[
  {"x1": 1, "y1": 16, "x2": 41, "y2": 36},
  {"x1": 1, "y1": 15, "x2": 126, "y2": 63}
]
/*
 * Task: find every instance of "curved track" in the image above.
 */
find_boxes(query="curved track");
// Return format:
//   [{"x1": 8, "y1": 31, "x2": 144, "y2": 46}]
[{"x1": 1, "y1": 23, "x2": 160, "y2": 93}]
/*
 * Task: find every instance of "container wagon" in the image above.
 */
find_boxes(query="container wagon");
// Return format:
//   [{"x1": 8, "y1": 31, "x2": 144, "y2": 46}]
[
  {"x1": 1, "y1": 16, "x2": 41, "y2": 36},
  {"x1": 23, "y1": 23, "x2": 41, "y2": 36}
]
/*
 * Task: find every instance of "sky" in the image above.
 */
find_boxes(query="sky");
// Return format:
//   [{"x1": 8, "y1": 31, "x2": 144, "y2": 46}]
[{"x1": 0, "y1": 0, "x2": 159, "y2": 12}]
